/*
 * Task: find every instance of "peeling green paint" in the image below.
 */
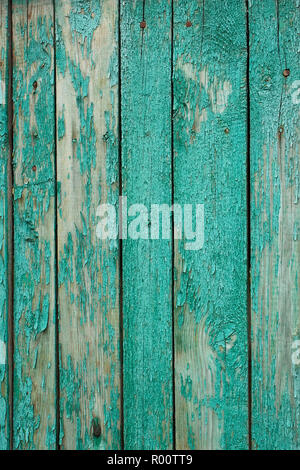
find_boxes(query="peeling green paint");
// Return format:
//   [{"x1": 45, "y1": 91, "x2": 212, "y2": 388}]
[
  {"x1": 121, "y1": 0, "x2": 173, "y2": 450},
  {"x1": 12, "y1": 0, "x2": 56, "y2": 450},
  {"x1": 56, "y1": 0, "x2": 120, "y2": 450},
  {"x1": 250, "y1": 0, "x2": 300, "y2": 450},
  {"x1": 0, "y1": 0, "x2": 299, "y2": 451},
  {"x1": 173, "y1": 0, "x2": 248, "y2": 450},
  {"x1": 0, "y1": 1, "x2": 9, "y2": 451}
]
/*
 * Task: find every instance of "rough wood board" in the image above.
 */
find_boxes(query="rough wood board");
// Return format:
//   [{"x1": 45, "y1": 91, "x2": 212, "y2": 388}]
[
  {"x1": 250, "y1": 0, "x2": 300, "y2": 450},
  {"x1": 121, "y1": 0, "x2": 173, "y2": 450},
  {"x1": 0, "y1": 0, "x2": 9, "y2": 450},
  {"x1": 55, "y1": 0, "x2": 121, "y2": 450},
  {"x1": 173, "y1": 0, "x2": 248, "y2": 449},
  {"x1": 12, "y1": 0, "x2": 56, "y2": 449}
]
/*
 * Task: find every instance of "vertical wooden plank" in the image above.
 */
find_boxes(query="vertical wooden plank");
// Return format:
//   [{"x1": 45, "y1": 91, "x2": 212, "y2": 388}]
[
  {"x1": 121, "y1": 0, "x2": 173, "y2": 450},
  {"x1": 0, "y1": 0, "x2": 9, "y2": 450},
  {"x1": 173, "y1": 0, "x2": 248, "y2": 449},
  {"x1": 56, "y1": 0, "x2": 120, "y2": 449},
  {"x1": 12, "y1": 0, "x2": 56, "y2": 449},
  {"x1": 250, "y1": 0, "x2": 300, "y2": 450}
]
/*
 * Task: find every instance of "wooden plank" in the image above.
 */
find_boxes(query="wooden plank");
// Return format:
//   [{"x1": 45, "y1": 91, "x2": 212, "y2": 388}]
[
  {"x1": 0, "y1": 0, "x2": 9, "y2": 450},
  {"x1": 12, "y1": 0, "x2": 56, "y2": 449},
  {"x1": 121, "y1": 0, "x2": 173, "y2": 450},
  {"x1": 173, "y1": 0, "x2": 248, "y2": 449},
  {"x1": 55, "y1": 0, "x2": 120, "y2": 449},
  {"x1": 250, "y1": 0, "x2": 300, "y2": 450}
]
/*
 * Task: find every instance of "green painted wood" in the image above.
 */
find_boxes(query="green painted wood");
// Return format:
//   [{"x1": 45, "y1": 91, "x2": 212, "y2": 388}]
[
  {"x1": 55, "y1": 0, "x2": 121, "y2": 449},
  {"x1": 250, "y1": 0, "x2": 300, "y2": 450},
  {"x1": 12, "y1": 0, "x2": 56, "y2": 449},
  {"x1": 0, "y1": 0, "x2": 9, "y2": 450},
  {"x1": 121, "y1": 0, "x2": 173, "y2": 450},
  {"x1": 0, "y1": 0, "x2": 298, "y2": 451},
  {"x1": 173, "y1": 0, "x2": 248, "y2": 449}
]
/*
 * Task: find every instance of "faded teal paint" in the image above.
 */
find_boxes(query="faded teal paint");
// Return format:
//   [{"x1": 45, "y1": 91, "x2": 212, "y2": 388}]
[
  {"x1": 250, "y1": 0, "x2": 300, "y2": 450},
  {"x1": 0, "y1": 0, "x2": 9, "y2": 451},
  {"x1": 1, "y1": 0, "x2": 299, "y2": 451},
  {"x1": 173, "y1": 0, "x2": 248, "y2": 449},
  {"x1": 121, "y1": 0, "x2": 173, "y2": 450},
  {"x1": 56, "y1": 0, "x2": 120, "y2": 449},
  {"x1": 69, "y1": 0, "x2": 101, "y2": 57},
  {"x1": 12, "y1": 0, "x2": 56, "y2": 449}
]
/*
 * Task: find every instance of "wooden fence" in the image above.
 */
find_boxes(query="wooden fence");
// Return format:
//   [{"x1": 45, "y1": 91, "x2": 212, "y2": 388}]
[{"x1": 0, "y1": 0, "x2": 299, "y2": 450}]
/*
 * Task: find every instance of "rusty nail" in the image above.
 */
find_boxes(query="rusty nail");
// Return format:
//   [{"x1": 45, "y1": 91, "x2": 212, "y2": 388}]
[
  {"x1": 33, "y1": 80, "x2": 38, "y2": 90},
  {"x1": 186, "y1": 21, "x2": 192, "y2": 27},
  {"x1": 32, "y1": 165, "x2": 37, "y2": 172},
  {"x1": 283, "y1": 69, "x2": 290, "y2": 77},
  {"x1": 224, "y1": 128, "x2": 230, "y2": 134},
  {"x1": 140, "y1": 21, "x2": 146, "y2": 29}
]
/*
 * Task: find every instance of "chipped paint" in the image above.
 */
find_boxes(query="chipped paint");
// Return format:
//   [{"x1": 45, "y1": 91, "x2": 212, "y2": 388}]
[
  {"x1": 250, "y1": 0, "x2": 300, "y2": 450},
  {"x1": 12, "y1": 0, "x2": 56, "y2": 450},
  {"x1": 0, "y1": 0, "x2": 299, "y2": 452},
  {"x1": 0, "y1": 0, "x2": 9, "y2": 451},
  {"x1": 56, "y1": 0, "x2": 120, "y2": 450},
  {"x1": 173, "y1": 0, "x2": 248, "y2": 450},
  {"x1": 121, "y1": 0, "x2": 173, "y2": 450}
]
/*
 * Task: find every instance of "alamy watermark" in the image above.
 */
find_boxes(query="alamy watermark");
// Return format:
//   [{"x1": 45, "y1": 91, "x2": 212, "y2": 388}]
[{"x1": 96, "y1": 197, "x2": 204, "y2": 251}]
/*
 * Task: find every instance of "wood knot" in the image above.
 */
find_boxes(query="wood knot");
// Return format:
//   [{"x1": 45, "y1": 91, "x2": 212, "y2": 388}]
[
  {"x1": 33, "y1": 80, "x2": 38, "y2": 90},
  {"x1": 92, "y1": 418, "x2": 101, "y2": 438}
]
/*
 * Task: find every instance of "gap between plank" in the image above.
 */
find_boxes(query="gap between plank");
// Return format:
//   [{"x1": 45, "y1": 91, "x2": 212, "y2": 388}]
[
  {"x1": 7, "y1": 0, "x2": 14, "y2": 451},
  {"x1": 245, "y1": 0, "x2": 252, "y2": 451},
  {"x1": 170, "y1": 0, "x2": 176, "y2": 452},
  {"x1": 53, "y1": 0, "x2": 60, "y2": 450},
  {"x1": 118, "y1": 0, "x2": 124, "y2": 451}
]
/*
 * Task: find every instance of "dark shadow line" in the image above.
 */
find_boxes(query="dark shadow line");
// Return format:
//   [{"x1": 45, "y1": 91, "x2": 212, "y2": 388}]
[
  {"x1": 245, "y1": 0, "x2": 252, "y2": 451},
  {"x1": 118, "y1": 0, "x2": 124, "y2": 451},
  {"x1": 53, "y1": 0, "x2": 60, "y2": 451},
  {"x1": 7, "y1": 0, "x2": 14, "y2": 451},
  {"x1": 171, "y1": 0, "x2": 176, "y2": 452}
]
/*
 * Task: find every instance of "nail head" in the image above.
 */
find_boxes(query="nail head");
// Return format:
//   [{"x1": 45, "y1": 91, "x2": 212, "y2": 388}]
[
  {"x1": 283, "y1": 69, "x2": 290, "y2": 77},
  {"x1": 140, "y1": 21, "x2": 146, "y2": 29},
  {"x1": 186, "y1": 21, "x2": 192, "y2": 27}
]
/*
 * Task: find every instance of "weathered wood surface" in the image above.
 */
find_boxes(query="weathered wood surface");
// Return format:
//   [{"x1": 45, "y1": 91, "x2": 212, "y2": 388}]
[
  {"x1": 56, "y1": 0, "x2": 121, "y2": 450},
  {"x1": 250, "y1": 0, "x2": 300, "y2": 450},
  {"x1": 121, "y1": 0, "x2": 173, "y2": 450},
  {"x1": 0, "y1": 0, "x2": 299, "y2": 451},
  {"x1": 173, "y1": 0, "x2": 248, "y2": 449},
  {"x1": 12, "y1": 0, "x2": 56, "y2": 449},
  {"x1": 0, "y1": 0, "x2": 9, "y2": 450}
]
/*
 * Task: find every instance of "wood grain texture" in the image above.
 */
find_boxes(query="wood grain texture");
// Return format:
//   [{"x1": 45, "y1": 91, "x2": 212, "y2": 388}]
[
  {"x1": 55, "y1": 0, "x2": 120, "y2": 450},
  {"x1": 250, "y1": 0, "x2": 300, "y2": 450},
  {"x1": 121, "y1": 0, "x2": 173, "y2": 450},
  {"x1": 0, "y1": 0, "x2": 9, "y2": 450},
  {"x1": 12, "y1": 0, "x2": 56, "y2": 449},
  {"x1": 173, "y1": 0, "x2": 248, "y2": 449}
]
